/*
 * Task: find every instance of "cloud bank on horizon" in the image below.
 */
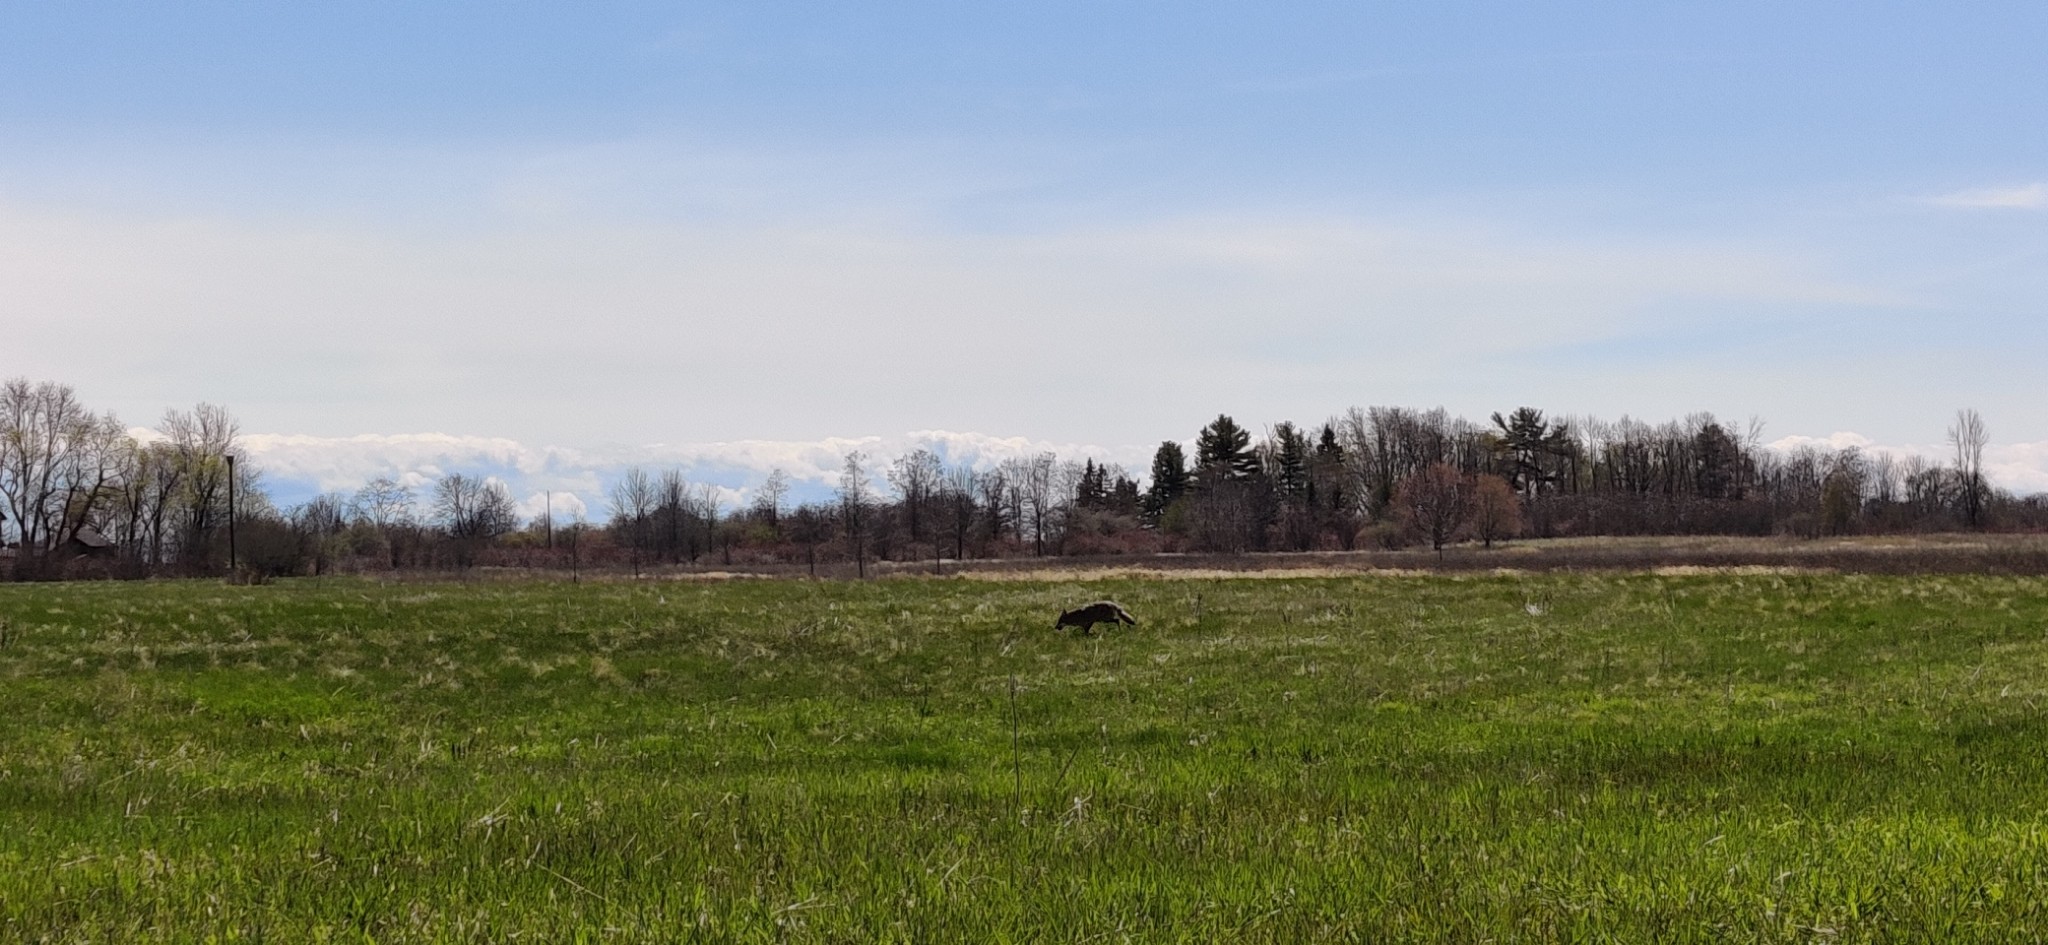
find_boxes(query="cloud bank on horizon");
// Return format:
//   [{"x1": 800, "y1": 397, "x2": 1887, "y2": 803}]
[
  {"x1": 224, "y1": 428, "x2": 1153, "y2": 522},
  {"x1": 217, "y1": 425, "x2": 2048, "y2": 526},
  {"x1": 5, "y1": 4, "x2": 2046, "y2": 464}
]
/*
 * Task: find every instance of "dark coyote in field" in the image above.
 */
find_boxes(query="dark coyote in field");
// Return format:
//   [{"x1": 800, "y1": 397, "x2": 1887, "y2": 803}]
[{"x1": 1054, "y1": 601, "x2": 1136, "y2": 634}]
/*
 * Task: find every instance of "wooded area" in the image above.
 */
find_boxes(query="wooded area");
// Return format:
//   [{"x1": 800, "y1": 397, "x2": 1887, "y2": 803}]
[{"x1": 3, "y1": 377, "x2": 2039, "y2": 579}]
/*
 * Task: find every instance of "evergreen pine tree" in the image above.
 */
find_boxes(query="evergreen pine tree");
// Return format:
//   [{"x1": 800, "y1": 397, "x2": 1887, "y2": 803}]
[
  {"x1": 1489, "y1": 407, "x2": 1565, "y2": 495},
  {"x1": 1142, "y1": 441, "x2": 1189, "y2": 526},
  {"x1": 1195, "y1": 414, "x2": 1259, "y2": 481},
  {"x1": 1316, "y1": 422, "x2": 1344, "y2": 461},
  {"x1": 1075, "y1": 459, "x2": 1109, "y2": 510},
  {"x1": 1109, "y1": 475, "x2": 1141, "y2": 517},
  {"x1": 1312, "y1": 421, "x2": 1348, "y2": 517},
  {"x1": 1271, "y1": 422, "x2": 1311, "y2": 504}
]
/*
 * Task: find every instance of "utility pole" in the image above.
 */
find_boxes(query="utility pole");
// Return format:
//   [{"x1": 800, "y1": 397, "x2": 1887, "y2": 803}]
[
  {"x1": 226, "y1": 453, "x2": 238, "y2": 573},
  {"x1": 545, "y1": 491, "x2": 554, "y2": 549}
]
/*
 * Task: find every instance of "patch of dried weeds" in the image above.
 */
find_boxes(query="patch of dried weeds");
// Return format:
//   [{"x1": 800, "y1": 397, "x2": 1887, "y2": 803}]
[
  {"x1": 938, "y1": 565, "x2": 1433, "y2": 582},
  {"x1": 1649, "y1": 565, "x2": 1834, "y2": 577}
]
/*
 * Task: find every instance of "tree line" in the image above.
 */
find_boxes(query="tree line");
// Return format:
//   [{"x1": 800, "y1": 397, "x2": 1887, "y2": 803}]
[{"x1": 3, "y1": 375, "x2": 2039, "y2": 580}]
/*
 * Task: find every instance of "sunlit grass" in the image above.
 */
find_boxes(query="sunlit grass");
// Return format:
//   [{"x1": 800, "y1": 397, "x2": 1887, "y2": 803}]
[{"x1": 5, "y1": 572, "x2": 2048, "y2": 941}]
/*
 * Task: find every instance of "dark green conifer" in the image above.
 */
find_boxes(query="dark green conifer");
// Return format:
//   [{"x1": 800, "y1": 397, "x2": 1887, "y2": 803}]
[
  {"x1": 1195, "y1": 414, "x2": 1259, "y2": 481},
  {"x1": 1142, "y1": 441, "x2": 1189, "y2": 526}
]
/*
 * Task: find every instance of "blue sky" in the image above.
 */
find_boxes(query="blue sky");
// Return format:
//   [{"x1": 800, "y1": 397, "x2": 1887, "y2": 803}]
[{"x1": 6, "y1": 3, "x2": 2047, "y2": 508}]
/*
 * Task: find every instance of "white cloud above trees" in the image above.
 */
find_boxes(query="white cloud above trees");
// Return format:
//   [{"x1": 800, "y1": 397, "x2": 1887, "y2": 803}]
[
  {"x1": 203, "y1": 428, "x2": 1153, "y2": 518},
  {"x1": 1767, "y1": 432, "x2": 2048, "y2": 495},
  {"x1": 202, "y1": 426, "x2": 2048, "y2": 524}
]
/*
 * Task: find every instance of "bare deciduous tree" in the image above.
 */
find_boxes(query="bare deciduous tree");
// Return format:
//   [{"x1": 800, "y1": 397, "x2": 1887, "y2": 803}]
[
  {"x1": 887, "y1": 449, "x2": 944, "y2": 546},
  {"x1": 0, "y1": 379, "x2": 129, "y2": 568},
  {"x1": 976, "y1": 466, "x2": 1009, "y2": 548},
  {"x1": 351, "y1": 477, "x2": 416, "y2": 529},
  {"x1": 434, "y1": 473, "x2": 518, "y2": 565},
  {"x1": 116, "y1": 441, "x2": 185, "y2": 567},
  {"x1": 161, "y1": 403, "x2": 243, "y2": 571},
  {"x1": 1017, "y1": 452, "x2": 1060, "y2": 556},
  {"x1": 1396, "y1": 462, "x2": 1470, "y2": 553},
  {"x1": 561, "y1": 514, "x2": 587, "y2": 581},
  {"x1": 292, "y1": 493, "x2": 350, "y2": 575},
  {"x1": 1950, "y1": 408, "x2": 1988, "y2": 528},
  {"x1": 789, "y1": 503, "x2": 832, "y2": 577},
  {"x1": 1467, "y1": 473, "x2": 1522, "y2": 549},
  {"x1": 702, "y1": 483, "x2": 735, "y2": 565},
  {"x1": 755, "y1": 468, "x2": 791, "y2": 531},
  {"x1": 657, "y1": 470, "x2": 689, "y2": 564},
  {"x1": 939, "y1": 466, "x2": 978, "y2": 561},
  {"x1": 609, "y1": 467, "x2": 658, "y2": 576},
  {"x1": 347, "y1": 477, "x2": 417, "y2": 569},
  {"x1": 839, "y1": 451, "x2": 873, "y2": 578}
]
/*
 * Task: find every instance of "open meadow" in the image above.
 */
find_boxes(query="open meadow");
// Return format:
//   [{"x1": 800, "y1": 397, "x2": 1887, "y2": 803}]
[{"x1": 7, "y1": 570, "x2": 2048, "y2": 942}]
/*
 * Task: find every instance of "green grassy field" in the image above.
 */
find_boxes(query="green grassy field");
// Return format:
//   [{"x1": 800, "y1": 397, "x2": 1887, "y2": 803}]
[{"x1": 7, "y1": 571, "x2": 2048, "y2": 942}]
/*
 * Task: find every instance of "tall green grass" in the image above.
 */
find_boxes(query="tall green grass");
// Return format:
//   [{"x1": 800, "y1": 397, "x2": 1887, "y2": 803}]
[{"x1": 5, "y1": 572, "x2": 2048, "y2": 941}]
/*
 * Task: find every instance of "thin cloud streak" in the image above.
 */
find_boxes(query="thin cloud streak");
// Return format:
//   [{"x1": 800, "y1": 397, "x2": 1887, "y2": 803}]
[{"x1": 1927, "y1": 183, "x2": 2048, "y2": 209}]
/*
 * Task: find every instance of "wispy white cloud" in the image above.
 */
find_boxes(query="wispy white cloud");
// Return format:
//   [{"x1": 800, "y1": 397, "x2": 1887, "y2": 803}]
[
  {"x1": 236, "y1": 432, "x2": 553, "y2": 493},
  {"x1": 1986, "y1": 442, "x2": 2048, "y2": 496},
  {"x1": 1928, "y1": 182, "x2": 2048, "y2": 209},
  {"x1": 1765, "y1": 431, "x2": 1882, "y2": 454},
  {"x1": 3, "y1": 195, "x2": 1901, "y2": 450},
  {"x1": 516, "y1": 490, "x2": 587, "y2": 524}
]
